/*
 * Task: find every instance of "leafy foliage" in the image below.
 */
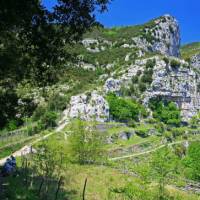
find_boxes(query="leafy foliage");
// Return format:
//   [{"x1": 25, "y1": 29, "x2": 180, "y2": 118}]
[
  {"x1": 184, "y1": 141, "x2": 200, "y2": 181},
  {"x1": 68, "y1": 120, "x2": 106, "y2": 165},
  {"x1": 149, "y1": 97, "x2": 181, "y2": 126},
  {"x1": 40, "y1": 111, "x2": 58, "y2": 129},
  {"x1": 170, "y1": 59, "x2": 181, "y2": 68},
  {"x1": 151, "y1": 147, "x2": 179, "y2": 200},
  {"x1": 106, "y1": 93, "x2": 147, "y2": 122}
]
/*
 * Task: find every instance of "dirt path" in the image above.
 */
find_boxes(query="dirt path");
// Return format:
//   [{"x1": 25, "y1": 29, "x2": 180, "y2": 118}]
[
  {"x1": 0, "y1": 120, "x2": 69, "y2": 166},
  {"x1": 109, "y1": 139, "x2": 199, "y2": 161}
]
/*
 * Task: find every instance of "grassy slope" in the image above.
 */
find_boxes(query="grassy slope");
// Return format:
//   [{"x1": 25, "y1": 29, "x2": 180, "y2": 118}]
[
  {"x1": 181, "y1": 42, "x2": 200, "y2": 60},
  {"x1": 2, "y1": 124, "x2": 199, "y2": 200}
]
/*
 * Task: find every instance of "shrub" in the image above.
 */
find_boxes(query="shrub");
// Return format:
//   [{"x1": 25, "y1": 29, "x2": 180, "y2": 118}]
[
  {"x1": 132, "y1": 76, "x2": 139, "y2": 84},
  {"x1": 170, "y1": 59, "x2": 181, "y2": 68},
  {"x1": 127, "y1": 120, "x2": 136, "y2": 128},
  {"x1": 40, "y1": 111, "x2": 58, "y2": 129},
  {"x1": 136, "y1": 70, "x2": 142, "y2": 76},
  {"x1": 171, "y1": 127, "x2": 186, "y2": 138},
  {"x1": 140, "y1": 69, "x2": 153, "y2": 84},
  {"x1": 138, "y1": 82, "x2": 147, "y2": 92},
  {"x1": 184, "y1": 142, "x2": 200, "y2": 181},
  {"x1": 6, "y1": 120, "x2": 18, "y2": 131},
  {"x1": 155, "y1": 122, "x2": 165, "y2": 133},
  {"x1": 164, "y1": 131, "x2": 173, "y2": 142},
  {"x1": 48, "y1": 93, "x2": 70, "y2": 112},
  {"x1": 27, "y1": 123, "x2": 43, "y2": 136},
  {"x1": 163, "y1": 57, "x2": 169, "y2": 65},
  {"x1": 32, "y1": 104, "x2": 47, "y2": 121},
  {"x1": 149, "y1": 98, "x2": 181, "y2": 126},
  {"x1": 106, "y1": 93, "x2": 145, "y2": 122},
  {"x1": 146, "y1": 59, "x2": 156, "y2": 69},
  {"x1": 135, "y1": 128, "x2": 149, "y2": 138},
  {"x1": 68, "y1": 120, "x2": 106, "y2": 164}
]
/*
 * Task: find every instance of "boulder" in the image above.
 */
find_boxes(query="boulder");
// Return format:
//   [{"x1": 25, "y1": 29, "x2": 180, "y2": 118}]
[
  {"x1": 119, "y1": 131, "x2": 135, "y2": 140},
  {"x1": 62, "y1": 91, "x2": 109, "y2": 122},
  {"x1": 104, "y1": 78, "x2": 121, "y2": 94},
  {"x1": 191, "y1": 54, "x2": 200, "y2": 69}
]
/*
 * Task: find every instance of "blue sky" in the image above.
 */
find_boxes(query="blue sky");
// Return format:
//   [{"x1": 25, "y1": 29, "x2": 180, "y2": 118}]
[{"x1": 42, "y1": 0, "x2": 200, "y2": 44}]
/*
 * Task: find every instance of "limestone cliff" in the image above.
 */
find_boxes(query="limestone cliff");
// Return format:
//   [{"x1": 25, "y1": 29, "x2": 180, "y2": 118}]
[{"x1": 60, "y1": 14, "x2": 200, "y2": 123}]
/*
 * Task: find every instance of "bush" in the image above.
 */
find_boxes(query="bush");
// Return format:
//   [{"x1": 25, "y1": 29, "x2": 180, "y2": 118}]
[
  {"x1": 127, "y1": 120, "x2": 136, "y2": 128},
  {"x1": 27, "y1": 123, "x2": 44, "y2": 136},
  {"x1": 40, "y1": 111, "x2": 58, "y2": 129},
  {"x1": 135, "y1": 128, "x2": 149, "y2": 138},
  {"x1": 163, "y1": 57, "x2": 169, "y2": 65},
  {"x1": 136, "y1": 70, "x2": 142, "y2": 76},
  {"x1": 146, "y1": 59, "x2": 156, "y2": 69},
  {"x1": 170, "y1": 59, "x2": 181, "y2": 68},
  {"x1": 138, "y1": 82, "x2": 147, "y2": 92},
  {"x1": 6, "y1": 120, "x2": 18, "y2": 131},
  {"x1": 68, "y1": 120, "x2": 106, "y2": 164},
  {"x1": 184, "y1": 142, "x2": 200, "y2": 181},
  {"x1": 140, "y1": 69, "x2": 153, "y2": 84},
  {"x1": 164, "y1": 131, "x2": 173, "y2": 142},
  {"x1": 32, "y1": 104, "x2": 47, "y2": 121},
  {"x1": 132, "y1": 76, "x2": 139, "y2": 84},
  {"x1": 171, "y1": 127, "x2": 186, "y2": 138},
  {"x1": 149, "y1": 98, "x2": 181, "y2": 126},
  {"x1": 48, "y1": 93, "x2": 70, "y2": 112},
  {"x1": 155, "y1": 122, "x2": 165, "y2": 133},
  {"x1": 106, "y1": 93, "x2": 144, "y2": 122}
]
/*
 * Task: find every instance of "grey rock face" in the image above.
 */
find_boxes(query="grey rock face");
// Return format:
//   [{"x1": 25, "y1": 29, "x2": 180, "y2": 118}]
[
  {"x1": 82, "y1": 38, "x2": 112, "y2": 53},
  {"x1": 61, "y1": 91, "x2": 109, "y2": 122},
  {"x1": 143, "y1": 57, "x2": 200, "y2": 121},
  {"x1": 191, "y1": 54, "x2": 200, "y2": 69},
  {"x1": 119, "y1": 131, "x2": 134, "y2": 140},
  {"x1": 133, "y1": 15, "x2": 180, "y2": 57},
  {"x1": 104, "y1": 78, "x2": 121, "y2": 93}
]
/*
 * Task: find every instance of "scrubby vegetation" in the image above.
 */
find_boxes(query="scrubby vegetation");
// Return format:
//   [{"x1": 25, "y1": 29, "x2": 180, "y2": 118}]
[
  {"x1": 1, "y1": 2, "x2": 200, "y2": 199},
  {"x1": 106, "y1": 93, "x2": 147, "y2": 122},
  {"x1": 149, "y1": 97, "x2": 181, "y2": 126},
  {"x1": 181, "y1": 42, "x2": 200, "y2": 60}
]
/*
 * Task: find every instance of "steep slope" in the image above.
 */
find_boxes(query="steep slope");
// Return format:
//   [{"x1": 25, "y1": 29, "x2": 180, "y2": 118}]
[
  {"x1": 59, "y1": 14, "x2": 200, "y2": 124},
  {"x1": 181, "y1": 42, "x2": 200, "y2": 71},
  {"x1": 6, "y1": 14, "x2": 200, "y2": 129}
]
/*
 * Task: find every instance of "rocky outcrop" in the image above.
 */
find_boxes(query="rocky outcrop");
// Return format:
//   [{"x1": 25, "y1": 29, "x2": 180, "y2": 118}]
[
  {"x1": 143, "y1": 57, "x2": 200, "y2": 121},
  {"x1": 191, "y1": 54, "x2": 200, "y2": 69},
  {"x1": 132, "y1": 14, "x2": 180, "y2": 57},
  {"x1": 61, "y1": 91, "x2": 109, "y2": 122},
  {"x1": 104, "y1": 78, "x2": 121, "y2": 94},
  {"x1": 82, "y1": 38, "x2": 112, "y2": 53}
]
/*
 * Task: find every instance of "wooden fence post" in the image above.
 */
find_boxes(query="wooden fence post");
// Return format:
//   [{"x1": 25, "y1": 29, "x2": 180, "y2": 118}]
[
  {"x1": 54, "y1": 176, "x2": 64, "y2": 200},
  {"x1": 82, "y1": 178, "x2": 88, "y2": 200}
]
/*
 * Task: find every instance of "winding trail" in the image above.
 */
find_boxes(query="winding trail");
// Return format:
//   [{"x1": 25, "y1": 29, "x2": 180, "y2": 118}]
[
  {"x1": 109, "y1": 138, "x2": 199, "y2": 161},
  {"x1": 0, "y1": 120, "x2": 69, "y2": 166}
]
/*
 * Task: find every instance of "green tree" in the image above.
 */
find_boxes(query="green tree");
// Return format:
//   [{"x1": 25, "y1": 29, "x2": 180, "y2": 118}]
[
  {"x1": 150, "y1": 147, "x2": 178, "y2": 200},
  {"x1": 184, "y1": 141, "x2": 200, "y2": 181},
  {"x1": 149, "y1": 98, "x2": 181, "y2": 126},
  {"x1": 40, "y1": 111, "x2": 58, "y2": 129},
  {"x1": 68, "y1": 120, "x2": 106, "y2": 165},
  {"x1": 0, "y1": 0, "x2": 111, "y2": 129},
  {"x1": 106, "y1": 93, "x2": 145, "y2": 122}
]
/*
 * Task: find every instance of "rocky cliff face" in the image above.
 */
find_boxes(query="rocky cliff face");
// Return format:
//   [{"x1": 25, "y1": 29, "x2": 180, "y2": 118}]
[
  {"x1": 143, "y1": 57, "x2": 200, "y2": 121},
  {"x1": 60, "y1": 14, "x2": 200, "y2": 123},
  {"x1": 191, "y1": 54, "x2": 200, "y2": 69},
  {"x1": 61, "y1": 91, "x2": 109, "y2": 123},
  {"x1": 131, "y1": 14, "x2": 180, "y2": 57}
]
